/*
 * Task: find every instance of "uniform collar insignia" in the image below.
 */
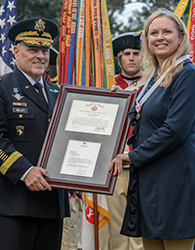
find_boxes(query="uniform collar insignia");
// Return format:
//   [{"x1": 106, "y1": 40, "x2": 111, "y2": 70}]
[{"x1": 49, "y1": 89, "x2": 58, "y2": 93}]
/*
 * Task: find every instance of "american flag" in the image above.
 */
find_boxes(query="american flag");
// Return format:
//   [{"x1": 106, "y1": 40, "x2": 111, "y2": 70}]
[{"x1": 0, "y1": 0, "x2": 17, "y2": 75}]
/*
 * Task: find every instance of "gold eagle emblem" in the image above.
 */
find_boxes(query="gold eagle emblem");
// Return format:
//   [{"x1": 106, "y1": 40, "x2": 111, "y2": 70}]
[{"x1": 35, "y1": 19, "x2": 45, "y2": 32}]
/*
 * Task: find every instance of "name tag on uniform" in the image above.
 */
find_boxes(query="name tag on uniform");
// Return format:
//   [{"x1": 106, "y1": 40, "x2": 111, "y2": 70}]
[{"x1": 13, "y1": 107, "x2": 28, "y2": 113}]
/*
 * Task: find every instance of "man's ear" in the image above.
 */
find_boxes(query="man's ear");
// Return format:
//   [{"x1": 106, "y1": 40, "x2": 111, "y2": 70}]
[{"x1": 13, "y1": 45, "x2": 19, "y2": 60}]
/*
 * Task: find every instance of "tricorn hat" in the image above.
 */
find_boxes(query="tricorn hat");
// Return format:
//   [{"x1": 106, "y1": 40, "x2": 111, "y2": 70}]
[
  {"x1": 112, "y1": 32, "x2": 141, "y2": 57},
  {"x1": 8, "y1": 18, "x2": 58, "y2": 47},
  {"x1": 49, "y1": 47, "x2": 58, "y2": 65}
]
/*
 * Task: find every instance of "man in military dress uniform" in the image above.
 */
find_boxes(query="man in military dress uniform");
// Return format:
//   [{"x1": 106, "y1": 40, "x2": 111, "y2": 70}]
[
  {"x1": 106, "y1": 33, "x2": 144, "y2": 250},
  {"x1": 0, "y1": 18, "x2": 69, "y2": 250}
]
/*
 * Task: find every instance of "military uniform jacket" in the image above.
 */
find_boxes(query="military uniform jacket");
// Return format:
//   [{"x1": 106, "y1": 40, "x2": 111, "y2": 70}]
[
  {"x1": 0, "y1": 66, "x2": 69, "y2": 219},
  {"x1": 115, "y1": 73, "x2": 145, "y2": 92}
]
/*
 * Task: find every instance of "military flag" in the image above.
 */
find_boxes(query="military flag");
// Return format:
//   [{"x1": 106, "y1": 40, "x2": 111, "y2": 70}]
[
  {"x1": 58, "y1": 0, "x2": 115, "y2": 88},
  {"x1": 58, "y1": 0, "x2": 114, "y2": 249},
  {"x1": 188, "y1": 0, "x2": 195, "y2": 63}
]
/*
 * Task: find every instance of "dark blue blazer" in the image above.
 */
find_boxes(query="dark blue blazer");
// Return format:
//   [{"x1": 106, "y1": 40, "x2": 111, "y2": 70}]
[
  {"x1": 0, "y1": 66, "x2": 69, "y2": 219},
  {"x1": 121, "y1": 59, "x2": 195, "y2": 239}
]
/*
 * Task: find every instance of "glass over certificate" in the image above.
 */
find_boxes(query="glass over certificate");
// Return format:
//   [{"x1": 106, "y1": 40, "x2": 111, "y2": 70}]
[{"x1": 65, "y1": 100, "x2": 119, "y2": 135}]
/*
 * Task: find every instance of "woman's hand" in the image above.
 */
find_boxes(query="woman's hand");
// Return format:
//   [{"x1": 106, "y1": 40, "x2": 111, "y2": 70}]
[{"x1": 108, "y1": 153, "x2": 132, "y2": 176}]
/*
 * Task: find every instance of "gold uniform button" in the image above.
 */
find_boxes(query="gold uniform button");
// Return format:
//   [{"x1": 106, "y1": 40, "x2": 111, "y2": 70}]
[
  {"x1": 19, "y1": 114, "x2": 23, "y2": 118},
  {"x1": 48, "y1": 119, "x2": 51, "y2": 122}
]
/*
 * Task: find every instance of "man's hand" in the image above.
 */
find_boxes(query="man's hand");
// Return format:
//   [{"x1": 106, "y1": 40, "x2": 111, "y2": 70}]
[
  {"x1": 24, "y1": 167, "x2": 52, "y2": 191},
  {"x1": 111, "y1": 85, "x2": 122, "y2": 92},
  {"x1": 109, "y1": 153, "x2": 132, "y2": 176}
]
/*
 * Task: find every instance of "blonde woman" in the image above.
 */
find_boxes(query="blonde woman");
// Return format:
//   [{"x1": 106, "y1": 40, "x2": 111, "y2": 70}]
[{"x1": 109, "y1": 9, "x2": 195, "y2": 250}]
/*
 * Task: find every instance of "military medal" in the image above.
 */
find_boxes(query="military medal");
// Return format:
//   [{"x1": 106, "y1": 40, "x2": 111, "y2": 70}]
[
  {"x1": 135, "y1": 113, "x2": 140, "y2": 120},
  {"x1": 135, "y1": 104, "x2": 142, "y2": 120},
  {"x1": 13, "y1": 102, "x2": 27, "y2": 106}
]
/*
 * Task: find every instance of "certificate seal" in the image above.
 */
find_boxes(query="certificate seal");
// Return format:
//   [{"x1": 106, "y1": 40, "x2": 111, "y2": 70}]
[{"x1": 91, "y1": 105, "x2": 98, "y2": 111}]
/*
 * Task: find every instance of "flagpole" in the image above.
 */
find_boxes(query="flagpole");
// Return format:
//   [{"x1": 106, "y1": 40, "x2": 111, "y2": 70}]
[{"x1": 93, "y1": 193, "x2": 99, "y2": 250}]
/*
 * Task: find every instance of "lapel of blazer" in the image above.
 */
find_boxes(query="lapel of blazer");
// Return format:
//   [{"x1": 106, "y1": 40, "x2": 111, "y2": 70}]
[{"x1": 13, "y1": 67, "x2": 48, "y2": 112}]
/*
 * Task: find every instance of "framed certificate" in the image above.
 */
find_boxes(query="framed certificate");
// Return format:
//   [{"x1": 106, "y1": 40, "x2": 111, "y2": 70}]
[{"x1": 38, "y1": 85, "x2": 137, "y2": 194}]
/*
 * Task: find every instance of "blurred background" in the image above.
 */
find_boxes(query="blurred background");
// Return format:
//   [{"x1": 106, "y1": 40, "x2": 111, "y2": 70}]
[{"x1": 0, "y1": 0, "x2": 189, "y2": 76}]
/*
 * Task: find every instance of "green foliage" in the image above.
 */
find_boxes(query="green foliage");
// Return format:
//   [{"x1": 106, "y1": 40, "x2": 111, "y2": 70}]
[
  {"x1": 107, "y1": 0, "x2": 191, "y2": 35},
  {"x1": 136, "y1": 0, "x2": 190, "y2": 27},
  {"x1": 17, "y1": 0, "x2": 63, "y2": 24},
  {"x1": 17, "y1": 0, "x2": 63, "y2": 49},
  {"x1": 107, "y1": 0, "x2": 132, "y2": 35}
]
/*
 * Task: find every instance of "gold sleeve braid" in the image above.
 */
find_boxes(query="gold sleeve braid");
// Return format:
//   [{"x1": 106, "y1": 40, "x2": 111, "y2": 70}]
[{"x1": 0, "y1": 151, "x2": 23, "y2": 175}]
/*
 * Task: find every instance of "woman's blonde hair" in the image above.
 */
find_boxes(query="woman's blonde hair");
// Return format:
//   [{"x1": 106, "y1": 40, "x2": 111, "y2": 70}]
[{"x1": 142, "y1": 8, "x2": 190, "y2": 87}]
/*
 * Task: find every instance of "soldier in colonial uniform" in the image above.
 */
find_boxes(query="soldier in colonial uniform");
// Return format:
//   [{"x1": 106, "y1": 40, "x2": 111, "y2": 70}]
[
  {"x1": 0, "y1": 18, "x2": 69, "y2": 250},
  {"x1": 106, "y1": 33, "x2": 144, "y2": 250},
  {"x1": 113, "y1": 32, "x2": 144, "y2": 92}
]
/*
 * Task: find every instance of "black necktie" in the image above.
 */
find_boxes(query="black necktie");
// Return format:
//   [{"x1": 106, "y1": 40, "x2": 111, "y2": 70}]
[{"x1": 34, "y1": 82, "x2": 47, "y2": 105}]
